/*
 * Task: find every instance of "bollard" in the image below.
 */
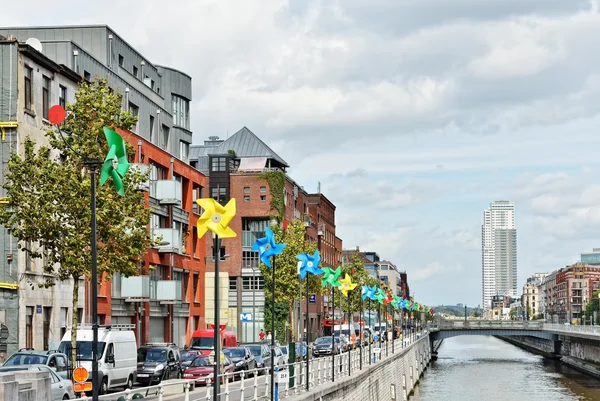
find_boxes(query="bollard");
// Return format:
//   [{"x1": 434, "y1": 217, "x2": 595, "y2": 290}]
[
  {"x1": 158, "y1": 383, "x2": 164, "y2": 401},
  {"x1": 184, "y1": 381, "x2": 190, "y2": 401},
  {"x1": 224, "y1": 370, "x2": 230, "y2": 401},
  {"x1": 124, "y1": 388, "x2": 132, "y2": 401},
  {"x1": 253, "y1": 368, "x2": 259, "y2": 400},
  {"x1": 205, "y1": 378, "x2": 211, "y2": 400},
  {"x1": 274, "y1": 367, "x2": 279, "y2": 401}
]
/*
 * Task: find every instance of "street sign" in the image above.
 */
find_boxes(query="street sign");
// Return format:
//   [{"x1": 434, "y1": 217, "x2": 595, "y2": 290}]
[
  {"x1": 240, "y1": 312, "x2": 253, "y2": 322},
  {"x1": 373, "y1": 348, "x2": 381, "y2": 354},
  {"x1": 73, "y1": 367, "x2": 89, "y2": 383},
  {"x1": 373, "y1": 335, "x2": 380, "y2": 342},
  {"x1": 309, "y1": 294, "x2": 316, "y2": 303},
  {"x1": 36, "y1": 305, "x2": 42, "y2": 314},
  {"x1": 276, "y1": 370, "x2": 289, "y2": 383}
]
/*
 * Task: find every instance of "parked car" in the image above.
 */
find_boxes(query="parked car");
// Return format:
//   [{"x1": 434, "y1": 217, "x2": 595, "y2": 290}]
[
  {"x1": 222, "y1": 346, "x2": 257, "y2": 377},
  {"x1": 312, "y1": 337, "x2": 341, "y2": 357},
  {"x1": 183, "y1": 355, "x2": 235, "y2": 385},
  {"x1": 2, "y1": 349, "x2": 71, "y2": 380},
  {"x1": 180, "y1": 350, "x2": 203, "y2": 371},
  {"x1": 0, "y1": 364, "x2": 75, "y2": 400},
  {"x1": 279, "y1": 346, "x2": 289, "y2": 365},
  {"x1": 245, "y1": 343, "x2": 270, "y2": 374},
  {"x1": 136, "y1": 343, "x2": 182, "y2": 385}
]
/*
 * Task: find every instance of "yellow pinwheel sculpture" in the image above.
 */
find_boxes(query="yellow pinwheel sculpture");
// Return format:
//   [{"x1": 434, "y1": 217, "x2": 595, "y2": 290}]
[
  {"x1": 338, "y1": 274, "x2": 357, "y2": 297},
  {"x1": 196, "y1": 198, "x2": 237, "y2": 239}
]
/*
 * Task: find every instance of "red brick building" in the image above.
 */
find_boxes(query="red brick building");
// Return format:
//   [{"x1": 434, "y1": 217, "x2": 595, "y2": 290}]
[
  {"x1": 189, "y1": 127, "x2": 341, "y2": 342},
  {"x1": 89, "y1": 128, "x2": 207, "y2": 347}
]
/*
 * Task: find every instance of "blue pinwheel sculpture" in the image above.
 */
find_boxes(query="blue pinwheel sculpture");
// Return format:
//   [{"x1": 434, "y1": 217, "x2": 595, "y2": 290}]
[
  {"x1": 361, "y1": 285, "x2": 377, "y2": 301},
  {"x1": 251, "y1": 227, "x2": 286, "y2": 267},
  {"x1": 296, "y1": 250, "x2": 324, "y2": 279}
]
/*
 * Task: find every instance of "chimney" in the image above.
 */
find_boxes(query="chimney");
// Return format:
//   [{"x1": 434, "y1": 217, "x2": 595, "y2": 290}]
[{"x1": 356, "y1": 246, "x2": 359, "y2": 252}]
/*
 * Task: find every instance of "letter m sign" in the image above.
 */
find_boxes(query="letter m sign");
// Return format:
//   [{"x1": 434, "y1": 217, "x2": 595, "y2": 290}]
[{"x1": 240, "y1": 312, "x2": 253, "y2": 322}]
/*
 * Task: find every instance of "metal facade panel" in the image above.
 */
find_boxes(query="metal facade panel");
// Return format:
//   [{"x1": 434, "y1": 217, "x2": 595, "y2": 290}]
[{"x1": 0, "y1": 42, "x2": 18, "y2": 121}]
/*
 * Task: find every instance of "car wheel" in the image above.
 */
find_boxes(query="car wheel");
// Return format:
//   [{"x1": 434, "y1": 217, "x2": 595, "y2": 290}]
[
  {"x1": 62, "y1": 395, "x2": 70, "y2": 400},
  {"x1": 100, "y1": 377, "x2": 108, "y2": 395},
  {"x1": 125, "y1": 374, "x2": 134, "y2": 389}
]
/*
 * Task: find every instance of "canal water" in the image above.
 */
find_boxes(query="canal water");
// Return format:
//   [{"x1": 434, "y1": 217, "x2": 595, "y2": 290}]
[{"x1": 411, "y1": 336, "x2": 600, "y2": 401}]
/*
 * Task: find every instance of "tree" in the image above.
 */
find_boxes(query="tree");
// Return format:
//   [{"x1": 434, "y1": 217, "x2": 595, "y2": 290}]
[
  {"x1": 585, "y1": 290, "x2": 600, "y2": 324},
  {"x1": 258, "y1": 219, "x2": 320, "y2": 344},
  {"x1": 335, "y1": 255, "x2": 377, "y2": 328},
  {"x1": 0, "y1": 78, "x2": 152, "y2": 369}
]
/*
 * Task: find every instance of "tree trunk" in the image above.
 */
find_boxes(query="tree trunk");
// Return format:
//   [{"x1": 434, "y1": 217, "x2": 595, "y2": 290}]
[
  {"x1": 70, "y1": 274, "x2": 80, "y2": 371},
  {"x1": 288, "y1": 303, "x2": 295, "y2": 342}
]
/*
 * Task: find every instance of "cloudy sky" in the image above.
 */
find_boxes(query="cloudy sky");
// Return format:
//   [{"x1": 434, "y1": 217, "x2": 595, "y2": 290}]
[{"x1": 7, "y1": 0, "x2": 600, "y2": 307}]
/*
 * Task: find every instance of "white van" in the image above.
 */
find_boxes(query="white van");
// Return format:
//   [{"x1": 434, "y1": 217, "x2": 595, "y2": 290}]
[{"x1": 58, "y1": 324, "x2": 137, "y2": 394}]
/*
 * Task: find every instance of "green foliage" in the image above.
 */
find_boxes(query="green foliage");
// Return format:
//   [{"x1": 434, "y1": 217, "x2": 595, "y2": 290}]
[
  {"x1": 0, "y1": 78, "x2": 152, "y2": 369},
  {"x1": 263, "y1": 301, "x2": 288, "y2": 345},
  {"x1": 585, "y1": 290, "x2": 600, "y2": 324},
  {"x1": 258, "y1": 170, "x2": 285, "y2": 220},
  {"x1": 258, "y1": 219, "x2": 319, "y2": 340}
]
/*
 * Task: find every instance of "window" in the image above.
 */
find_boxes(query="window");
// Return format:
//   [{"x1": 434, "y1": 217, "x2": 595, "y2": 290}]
[
  {"x1": 42, "y1": 76, "x2": 51, "y2": 119},
  {"x1": 211, "y1": 157, "x2": 227, "y2": 172},
  {"x1": 260, "y1": 187, "x2": 267, "y2": 193},
  {"x1": 161, "y1": 124, "x2": 170, "y2": 149},
  {"x1": 211, "y1": 187, "x2": 227, "y2": 204},
  {"x1": 244, "y1": 187, "x2": 250, "y2": 193},
  {"x1": 43, "y1": 307, "x2": 51, "y2": 350},
  {"x1": 242, "y1": 251, "x2": 259, "y2": 269},
  {"x1": 129, "y1": 103, "x2": 139, "y2": 133},
  {"x1": 25, "y1": 307, "x2": 33, "y2": 349},
  {"x1": 211, "y1": 245, "x2": 226, "y2": 261},
  {"x1": 133, "y1": 66, "x2": 138, "y2": 77},
  {"x1": 112, "y1": 272, "x2": 122, "y2": 298},
  {"x1": 149, "y1": 115, "x2": 155, "y2": 142},
  {"x1": 229, "y1": 277, "x2": 237, "y2": 291},
  {"x1": 173, "y1": 271, "x2": 183, "y2": 301},
  {"x1": 183, "y1": 272, "x2": 189, "y2": 302},
  {"x1": 242, "y1": 276, "x2": 264, "y2": 291},
  {"x1": 193, "y1": 272, "x2": 199, "y2": 302},
  {"x1": 150, "y1": 266, "x2": 164, "y2": 300},
  {"x1": 24, "y1": 66, "x2": 33, "y2": 111},
  {"x1": 260, "y1": 195, "x2": 266, "y2": 202},
  {"x1": 84, "y1": 71, "x2": 91, "y2": 81},
  {"x1": 24, "y1": 241, "x2": 32, "y2": 271},
  {"x1": 59, "y1": 85, "x2": 66, "y2": 108},
  {"x1": 179, "y1": 141, "x2": 190, "y2": 161},
  {"x1": 172, "y1": 95, "x2": 190, "y2": 129},
  {"x1": 118, "y1": 54, "x2": 124, "y2": 67},
  {"x1": 244, "y1": 196, "x2": 250, "y2": 202}
]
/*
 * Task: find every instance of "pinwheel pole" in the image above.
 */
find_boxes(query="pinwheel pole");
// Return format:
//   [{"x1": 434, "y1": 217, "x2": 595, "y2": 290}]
[
  {"x1": 331, "y1": 283, "x2": 335, "y2": 381},
  {"x1": 305, "y1": 274, "x2": 310, "y2": 391},
  {"x1": 271, "y1": 255, "x2": 276, "y2": 401},
  {"x1": 391, "y1": 304, "x2": 394, "y2": 354},
  {"x1": 368, "y1": 298, "x2": 371, "y2": 366},
  {"x1": 359, "y1": 294, "x2": 363, "y2": 370},
  {"x1": 213, "y1": 234, "x2": 222, "y2": 400},
  {"x1": 347, "y1": 290, "x2": 351, "y2": 375}
]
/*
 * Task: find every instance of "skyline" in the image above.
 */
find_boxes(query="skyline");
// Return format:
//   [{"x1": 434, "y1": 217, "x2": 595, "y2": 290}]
[{"x1": 5, "y1": 1, "x2": 600, "y2": 306}]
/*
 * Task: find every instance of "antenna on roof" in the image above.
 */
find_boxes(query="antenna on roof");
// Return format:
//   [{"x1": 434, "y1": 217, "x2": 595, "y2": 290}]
[{"x1": 318, "y1": 182, "x2": 321, "y2": 193}]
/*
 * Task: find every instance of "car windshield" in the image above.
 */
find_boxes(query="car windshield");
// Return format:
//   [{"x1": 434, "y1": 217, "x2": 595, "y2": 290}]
[
  {"x1": 223, "y1": 348, "x2": 245, "y2": 358},
  {"x1": 58, "y1": 341, "x2": 106, "y2": 361},
  {"x1": 315, "y1": 337, "x2": 332, "y2": 345},
  {"x1": 280, "y1": 347, "x2": 288, "y2": 355},
  {"x1": 181, "y1": 351, "x2": 199, "y2": 361},
  {"x1": 190, "y1": 337, "x2": 214, "y2": 350},
  {"x1": 3, "y1": 354, "x2": 48, "y2": 366},
  {"x1": 190, "y1": 356, "x2": 212, "y2": 367},
  {"x1": 246, "y1": 346, "x2": 262, "y2": 357},
  {"x1": 138, "y1": 348, "x2": 167, "y2": 363}
]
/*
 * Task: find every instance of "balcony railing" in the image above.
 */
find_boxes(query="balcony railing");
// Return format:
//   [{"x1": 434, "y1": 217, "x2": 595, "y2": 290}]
[
  {"x1": 157, "y1": 280, "x2": 182, "y2": 302},
  {"x1": 129, "y1": 164, "x2": 151, "y2": 191},
  {"x1": 120, "y1": 276, "x2": 150, "y2": 299},
  {"x1": 150, "y1": 180, "x2": 183, "y2": 205},
  {"x1": 154, "y1": 228, "x2": 182, "y2": 253},
  {"x1": 242, "y1": 231, "x2": 265, "y2": 247}
]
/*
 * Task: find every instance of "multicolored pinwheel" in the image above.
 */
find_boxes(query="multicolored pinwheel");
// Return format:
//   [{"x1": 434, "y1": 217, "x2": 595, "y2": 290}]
[
  {"x1": 338, "y1": 274, "x2": 357, "y2": 297},
  {"x1": 251, "y1": 227, "x2": 285, "y2": 267},
  {"x1": 296, "y1": 250, "x2": 324, "y2": 279},
  {"x1": 375, "y1": 288, "x2": 386, "y2": 304},
  {"x1": 100, "y1": 127, "x2": 130, "y2": 196},
  {"x1": 361, "y1": 285, "x2": 377, "y2": 301},
  {"x1": 383, "y1": 291, "x2": 394, "y2": 306},
  {"x1": 391, "y1": 294, "x2": 401, "y2": 308},
  {"x1": 196, "y1": 198, "x2": 237, "y2": 238},
  {"x1": 321, "y1": 267, "x2": 342, "y2": 288}
]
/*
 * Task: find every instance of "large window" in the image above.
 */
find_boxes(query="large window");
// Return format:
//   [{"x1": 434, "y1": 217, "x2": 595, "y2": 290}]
[
  {"x1": 150, "y1": 266, "x2": 164, "y2": 300},
  {"x1": 24, "y1": 66, "x2": 33, "y2": 111},
  {"x1": 179, "y1": 141, "x2": 190, "y2": 161},
  {"x1": 211, "y1": 157, "x2": 227, "y2": 172},
  {"x1": 211, "y1": 187, "x2": 227, "y2": 204},
  {"x1": 42, "y1": 76, "x2": 51, "y2": 119},
  {"x1": 172, "y1": 95, "x2": 190, "y2": 129}
]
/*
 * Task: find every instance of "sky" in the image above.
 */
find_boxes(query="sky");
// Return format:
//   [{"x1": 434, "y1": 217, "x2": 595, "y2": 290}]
[{"x1": 6, "y1": 0, "x2": 600, "y2": 307}]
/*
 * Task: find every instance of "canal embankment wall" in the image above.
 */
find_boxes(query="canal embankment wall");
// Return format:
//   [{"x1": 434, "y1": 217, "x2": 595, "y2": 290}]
[
  {"x1": 287, "y1": 333, "x2": 432, "y2": 401},
  {"x1": 498, "y1": 335, "x2": 600, "y2": 379}
]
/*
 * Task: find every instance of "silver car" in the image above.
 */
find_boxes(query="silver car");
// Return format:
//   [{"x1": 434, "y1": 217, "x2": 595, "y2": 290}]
[{"x1": 0, "y1": 364, "x2": 75, "y2": 400}]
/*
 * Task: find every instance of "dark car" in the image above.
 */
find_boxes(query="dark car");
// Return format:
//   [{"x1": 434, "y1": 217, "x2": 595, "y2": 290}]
[
  {"x1": 180, "y1": 350, "x2": 203, "y2": 371},
  {"x1": 136, "y1": 343, "x2": 182, "y2": 385},
  {"x1": 245, "y1": 343, "x2": 270, "y2": 374},
  {"x1": 312, "y1": 337, "x2": 341, "y2": 357},
  {"x1": 222, "y1": 346, "x2": 257, "y2": 377}
]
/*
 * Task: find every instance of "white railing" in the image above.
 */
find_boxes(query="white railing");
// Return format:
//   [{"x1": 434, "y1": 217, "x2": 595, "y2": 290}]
[
  {"x1": 72, "y1": 331, "x2": 428, "y2": 401},
  {"x1": 543, "y1": 323, "x2": 600, "y2": 336}
]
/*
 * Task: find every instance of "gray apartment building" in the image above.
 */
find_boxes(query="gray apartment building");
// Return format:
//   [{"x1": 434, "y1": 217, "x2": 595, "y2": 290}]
[{"x1": 0, "y1": 25, "x2": 193, "y2": 162}]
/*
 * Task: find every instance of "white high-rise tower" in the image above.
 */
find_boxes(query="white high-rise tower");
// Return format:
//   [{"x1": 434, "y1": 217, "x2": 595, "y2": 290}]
[{"x1": 482, "y1": 201, "x2": 517, "y2": 310}]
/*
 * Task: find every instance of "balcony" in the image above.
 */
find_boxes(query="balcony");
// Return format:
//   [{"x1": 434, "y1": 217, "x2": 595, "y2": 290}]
[
  {"x1": 242, "y1": 231, "x2": 264, "y2": 248},
  {"x1": 157, "y1": 280, "x2": 182, "y2": 304},
  {"x1": 303, "y1": 214, "x2": 315, "y2": 227},
  {"x1": 121, "y1": 276, "x2": 150, "y2": 300},
  {"x1": 128, "y1": 163, "x2": 151, "y2": 191},
  {"x1": 150, "y1": 180, "x2": 182, "y2": 205},
  {"x1": 154, "y1": 228, "x2": 181, "y2": 253},
  {"x1": 293, "y1": 209, "x2": 302, "y2": 220}
]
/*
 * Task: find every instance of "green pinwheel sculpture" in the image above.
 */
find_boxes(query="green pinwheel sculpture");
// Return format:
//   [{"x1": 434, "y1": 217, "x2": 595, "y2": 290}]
[
  {"x1": 374, "y1": 288, "x2": 386, "y2": 305},
  {"x1": 100, "y1": 127, "x2": 130, "y2": 196},
  {"x1": 321, "y1": 266, "x2": 342, "y2": 288}
]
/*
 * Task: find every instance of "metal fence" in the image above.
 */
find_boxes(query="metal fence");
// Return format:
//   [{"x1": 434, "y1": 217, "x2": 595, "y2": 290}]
[{"x1": 73, "y1": 329, "x2": 427, "y2": 401}]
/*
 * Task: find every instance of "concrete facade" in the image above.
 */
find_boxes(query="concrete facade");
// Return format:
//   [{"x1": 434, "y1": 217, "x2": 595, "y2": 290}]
[
  {"x1": 0, "y1": 25, "x2": 193, "y2": 162},
  {"x1": 0, "y1": 38, "x2": 85, "y2": 356}
]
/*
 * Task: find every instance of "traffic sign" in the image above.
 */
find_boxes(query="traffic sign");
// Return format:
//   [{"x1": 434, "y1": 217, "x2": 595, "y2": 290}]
[
  {"x1": 276, "y1": 370, "x2": 289, "y2": 383},
  {"x1": 373, "y1": 348, "x2": 381, "y2": 354},
  {"x1": 73, "y1": 367, "x2": 89, "y2": 383},
  {"x1": 74, "y1": 382, "x2": 92, "y2": 392},
  {"x1": 373, "y1": 335, "x2": 379, "y2": 342},
  {"x1": 240, "y1": 312, "x2": 253, "y2": 322},
  {"x1": 309, "y1": 294, "x2": 316, "y2": 303}
]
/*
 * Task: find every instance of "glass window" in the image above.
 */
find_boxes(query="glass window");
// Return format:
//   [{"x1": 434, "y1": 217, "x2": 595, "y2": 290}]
[
  {"x1": 211, "y1": 157, "x2": 227, "y2": 172},
  {"x1": 260, "y1": 187, "x2": 266, "y2": 193},
  {"x1": 244, "y1": 187, "x2": 250, "y2": 193},
  {"x1": 112, "y1": 272, "x2": 122, "y2": 298},
  {"x1": 211, "y1": 187, "x2": 227, "y2": 204},
  {"x1": 179, "y1": 141, "x2": 190, "y2": 161},
  {"x1": 42, "y1": 76, "x2": 51, "y2": 119},
  {"x1": 172, "y1": 95, "x2": 190, "y2": 129},
  {"x1": 24, "y1": 66, "x2": 33, "y2": 111},
  {"x1": 59, "y1": 85, "x2": 66, "y2": 108}
]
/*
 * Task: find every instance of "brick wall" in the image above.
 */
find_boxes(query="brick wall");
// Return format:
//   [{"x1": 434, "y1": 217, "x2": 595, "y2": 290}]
[{"x1": 289, "y1": 334, "x2": 432, "y2": 401}]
